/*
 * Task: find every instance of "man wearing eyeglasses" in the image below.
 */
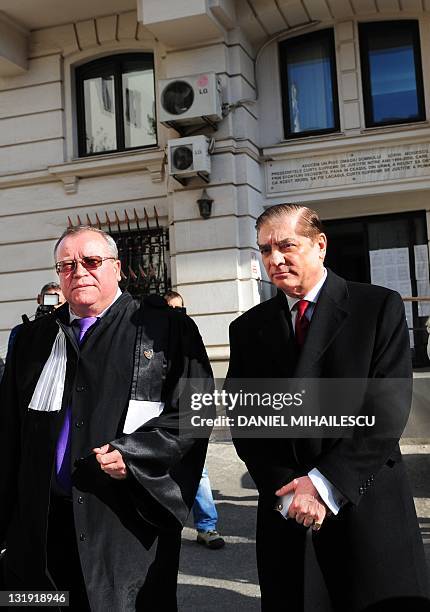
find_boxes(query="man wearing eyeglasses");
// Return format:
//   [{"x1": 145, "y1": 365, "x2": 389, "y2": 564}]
[{"x1": 0, "y1": 226, "x2": 213, "y2": 611}]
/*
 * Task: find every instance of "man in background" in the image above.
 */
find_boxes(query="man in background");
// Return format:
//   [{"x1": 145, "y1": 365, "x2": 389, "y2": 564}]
[
  {"x1": 6, "y1": 281, "x2": 65, "y2": 359},
  {"x1": 35, "y1": 281, "x2": 66, "y2": 318},
  {"x1": 165, "y1": 290, "x2": 225, "y2": 550}
]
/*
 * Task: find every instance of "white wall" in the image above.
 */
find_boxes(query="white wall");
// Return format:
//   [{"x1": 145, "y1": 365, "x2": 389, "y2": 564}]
[
  {"x1": 1, "y1": 2, "x2": 430, "y2": 370},
  {"x1": 0, "y1": 7, "x2": 264, "y2": 368}
]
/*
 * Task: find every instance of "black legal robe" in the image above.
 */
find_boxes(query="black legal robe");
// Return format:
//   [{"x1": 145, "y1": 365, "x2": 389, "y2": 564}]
[{"x1": 0, "y1": 292, "x2": 213, "y2": 611}]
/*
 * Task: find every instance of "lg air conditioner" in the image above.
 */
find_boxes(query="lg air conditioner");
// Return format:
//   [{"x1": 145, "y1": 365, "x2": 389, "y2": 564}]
[
  {"x1": 159, "y1": 73, "x2": 222, "y2": 128},
  {"x1": 168, "y1": 136, "x2": 211, "y2": 184}
]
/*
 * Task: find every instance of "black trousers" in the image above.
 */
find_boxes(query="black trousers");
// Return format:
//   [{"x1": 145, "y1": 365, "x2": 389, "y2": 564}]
[{"x1": 47, "y1": 497, "x2": 91, "y2": 612}]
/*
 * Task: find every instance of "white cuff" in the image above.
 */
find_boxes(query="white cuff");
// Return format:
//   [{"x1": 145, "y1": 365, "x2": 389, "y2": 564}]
[{"x1": 308, "y1": 468, "x2": 344, "y2": 515}]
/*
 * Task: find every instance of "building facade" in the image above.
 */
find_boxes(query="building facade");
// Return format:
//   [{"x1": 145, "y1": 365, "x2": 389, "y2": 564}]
[{"x1": 0, "y1": 0, "x2": 429, "y2": 373}]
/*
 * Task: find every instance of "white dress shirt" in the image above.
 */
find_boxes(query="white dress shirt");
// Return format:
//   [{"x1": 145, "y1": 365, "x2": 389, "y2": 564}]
[{"x1": 284, "y1": 268, "x2": 343, "y2": 515}]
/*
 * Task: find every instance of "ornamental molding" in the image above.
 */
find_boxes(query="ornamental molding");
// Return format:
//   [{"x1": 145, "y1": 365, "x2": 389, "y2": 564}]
[
  {"x1": 264, "y1": 127, "x2": 430, "y2": 202},
  {"x1": 0, "y1": 148, "x2": 166, "y2": 193},
  {"x1": 263, "y1": 124, "x2": 430, "y2": 161}
]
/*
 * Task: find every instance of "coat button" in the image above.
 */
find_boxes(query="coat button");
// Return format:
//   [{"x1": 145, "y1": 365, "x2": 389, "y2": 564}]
[
  {"x1": 359, "y1": 486, "x2": 364, "y2": 494},
  {"x1": 76, "y1": 385, "x2": 86, "y2": 392},
  {"x1": 79, "y1": 533, "x2": 86, "y2": 541},
  {"x1": 77, "y1": 496, "x2": 84, "y2": 504},
  {"x1": 75, "y1": 420, "x2": 84, "y2": 428}
]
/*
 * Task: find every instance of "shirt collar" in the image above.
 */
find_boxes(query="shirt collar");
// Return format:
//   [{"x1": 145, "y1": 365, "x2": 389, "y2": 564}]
[
  {"x1": 284, "y1": 268, "x2": 327, "y2": 312},
  {"x1": 69, "y1": 287, "x2": 122, "y2": 323}
]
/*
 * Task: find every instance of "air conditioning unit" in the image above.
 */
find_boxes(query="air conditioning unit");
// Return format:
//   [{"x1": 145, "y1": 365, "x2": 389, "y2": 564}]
[
  {"x1": 168, "y1": 136, "x2": 211, "y2": 184},
  {"x1": 159, "y1": 73, "x2": 222, "y2": 128}
]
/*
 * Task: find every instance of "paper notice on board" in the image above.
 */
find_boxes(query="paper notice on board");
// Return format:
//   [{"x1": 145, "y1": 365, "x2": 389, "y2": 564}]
[
  {"x1": 370, "y1": 250, "x2": 384, "y2": 285},
  {"x1": 392, "y1": 280, "x2": 412, "y2": 297},
  {"x1": 385, "y1": 247, "x2": 409, "y2": 266},
  {"x1": 370, "y1": 266, "x2": 385, "y2": 285},
  {"x1": 404, "y1": 301, "x2": 413, "y2": 327},
  {"x1": 417, "y1": 280, "x2": 430, "y2": 317},
  {"x1": 404, "y1": 302, "x2": 415, "y2": 348},
  {"x1": 370, "y1": 248, "x2": 411, "y2": 291},
  {"x1": 370, "y1": 248, "x2": 413, "y2": 346},
  {"x1": 414, "y1": 244, "x2": 430, "y2": 281}
]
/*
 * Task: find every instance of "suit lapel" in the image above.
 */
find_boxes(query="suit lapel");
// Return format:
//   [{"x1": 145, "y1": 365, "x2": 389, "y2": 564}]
[
  {"x1": 258, "y1": 292, "x2": 298, "y2": 377},
  {"x1": 294, "y1": 270, "x2": 350, "y2": 377}
]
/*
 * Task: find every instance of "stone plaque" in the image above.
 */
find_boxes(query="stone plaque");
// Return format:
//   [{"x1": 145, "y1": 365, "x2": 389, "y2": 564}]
[{"x1": 267, "y1": 143, "x2": 430, "y2": 194}]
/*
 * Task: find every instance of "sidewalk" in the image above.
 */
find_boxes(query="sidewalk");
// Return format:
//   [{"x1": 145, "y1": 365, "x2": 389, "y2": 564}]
[
  {"x1": 178, "y1": 441, "x2": 430, "y2": 611},
  {"x1": 178, "y1": 441, "x2": 259, "y2": 611}
]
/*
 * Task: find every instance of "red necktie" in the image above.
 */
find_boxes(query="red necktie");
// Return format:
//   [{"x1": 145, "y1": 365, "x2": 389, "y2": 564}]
[{"x1": 295, "y1": 300, "x2": 310, "y2": 348}]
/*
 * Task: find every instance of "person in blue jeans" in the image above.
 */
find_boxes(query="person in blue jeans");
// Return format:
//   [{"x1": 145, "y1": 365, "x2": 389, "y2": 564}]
[
  {"x1": 164, "y1": 292, "x2": 225, "y2": 550},
  {"x1": 193, "y1": 467, "x2": 225, "y2": 549}
]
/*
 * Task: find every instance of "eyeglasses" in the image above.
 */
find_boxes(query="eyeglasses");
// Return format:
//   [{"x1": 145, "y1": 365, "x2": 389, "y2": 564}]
[{"x1": 55, "y1": 256, "x2": 116, "y2": 274}]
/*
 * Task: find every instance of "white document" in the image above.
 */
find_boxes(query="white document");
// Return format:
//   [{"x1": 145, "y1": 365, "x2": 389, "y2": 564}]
[
  {"x1": 370, "y1": 250, "x2": 385, "y2": 285},
  {"x1": 404, "y1": 302, "x2": 414, "y2": 348},
  {"x1": 417, "y1": 279, "x2": 430, "y2": 317},
  {"x1": 370, "y1": 248, "x2": 411, "y2": 288},
  {"x1": 123, "y1": 400, "x2": 164, "y2": 434},
  {"x1": 382, "y1": 247, "x2": 409, "y2": 267},
  {"x1": 414, "y1": 244, "x2": 430, "y2": 281},
  {"x1": 383, "y1": 279, "x2": 410, "y2": 296},
  {"x1": 404, "y1": 301, "x2": 413, "y2": 327},
  {"x1": 370, "y1": 249, "x2": 412, "y2": 298}
]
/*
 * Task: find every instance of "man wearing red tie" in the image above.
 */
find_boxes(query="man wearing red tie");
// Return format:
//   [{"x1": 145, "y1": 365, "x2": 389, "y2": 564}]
[{"x1": 227, "y1": 204, "x2": 429, "y2": 611}]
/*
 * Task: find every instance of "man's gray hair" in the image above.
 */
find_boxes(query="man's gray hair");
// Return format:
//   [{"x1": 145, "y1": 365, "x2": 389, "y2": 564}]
[
  {"x1": 54, "y1": 226, "x2": 118, "y2": 259},
  {"x1": 256, "y1": 204, "x2": 323, "y2": 241}
]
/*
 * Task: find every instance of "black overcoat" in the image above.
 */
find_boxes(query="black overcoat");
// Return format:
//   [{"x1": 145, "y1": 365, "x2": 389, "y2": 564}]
[
  {"x1": 227, "y1": 269, "x2": 429, "y2": 611},
  {"x1": 0, "y1": 292, "x2": 213, "y2": 611}
]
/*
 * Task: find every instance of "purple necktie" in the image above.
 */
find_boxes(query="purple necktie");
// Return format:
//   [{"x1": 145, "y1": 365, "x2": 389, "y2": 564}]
[{"x1": 55, "y1": 317, "x2": 98, "y2": 495}]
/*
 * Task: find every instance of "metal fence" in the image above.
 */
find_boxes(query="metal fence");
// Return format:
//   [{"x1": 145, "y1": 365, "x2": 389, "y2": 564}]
[{"x1": 67, "y1": 207, "x2": 170, "y2": 300}]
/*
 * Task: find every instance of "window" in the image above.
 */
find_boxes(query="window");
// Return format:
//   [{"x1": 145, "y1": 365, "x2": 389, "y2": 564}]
[
  {"x1": 279, "y1": 29, "x2": 340, "y2": 138},
  {"x1": 76, "y1": 54, "x2": 157, "y2": 156},
  {"x1": 359, "y1": 21, "x2": 425, "y2": 127}
]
